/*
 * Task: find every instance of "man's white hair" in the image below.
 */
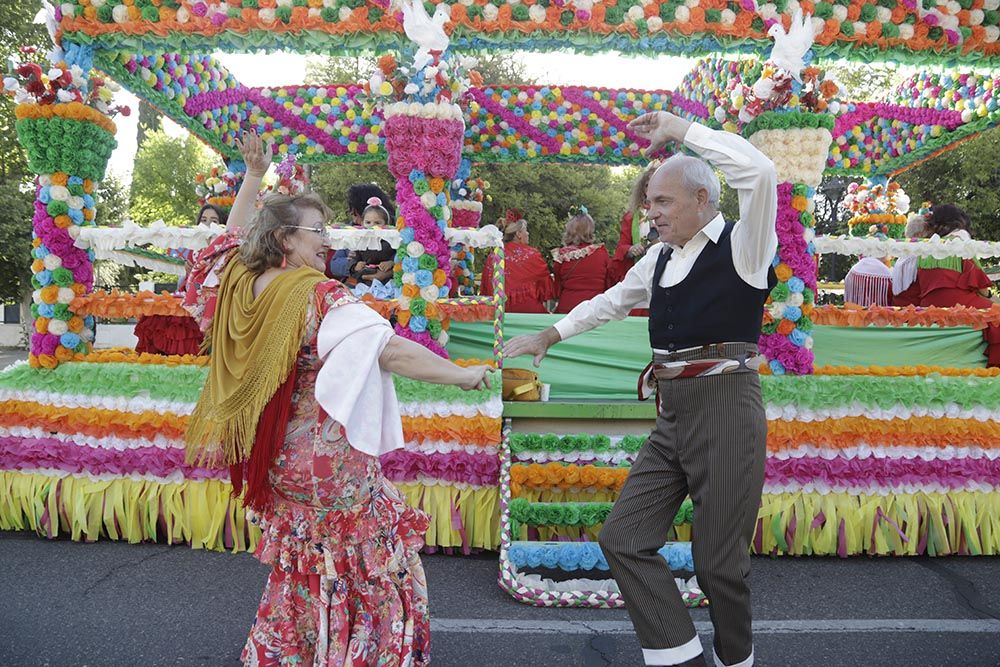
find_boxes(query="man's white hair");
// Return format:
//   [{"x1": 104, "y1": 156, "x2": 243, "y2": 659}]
[{"x1": 657, "y1": 154, "x2": 720, "y2": 208}]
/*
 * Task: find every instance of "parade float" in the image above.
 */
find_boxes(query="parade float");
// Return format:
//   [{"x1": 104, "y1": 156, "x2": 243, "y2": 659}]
[{"x1": 1, "y1": 0, "x2": 999, "y2": 611}]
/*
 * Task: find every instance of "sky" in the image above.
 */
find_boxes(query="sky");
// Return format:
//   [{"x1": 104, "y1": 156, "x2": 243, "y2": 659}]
[{"x1": 105, "y1": 51, "x2": 698, "y2": 182}]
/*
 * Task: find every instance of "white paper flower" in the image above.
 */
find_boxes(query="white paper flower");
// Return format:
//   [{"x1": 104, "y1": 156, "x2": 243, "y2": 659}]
[
  {"x1": 419, "y1": 285, "x2": 439, "y2": 301},
  {"x1": 402, "y1": 272, "x2": 417, "y2": 285},
  {"x1": 529, "y1": 4, "x2": 546, "y2": 22},
  {"x1": 112, "y1": 4, "x2": 129, "y2": 23},
  {"x1": 406, "y1": 242, "x2": 425, "y2": 258},
  {"x1": 57, "y1": 288, "x2": 76, "y2": 305},
  {"x1": 49, "y1": 185, "x2": 70, "y2": 201},
  {"x1": 647, "y1": 16, "x2": 663, "y2": 31},
  {"x1": 483, "y1": 4, "x2": 499, "y2": 21},
  {"x1": 48, "y1": 319, "x2": 69, "y2": 336},
  {"x1": 43, "y1": 254, "x2": 62, "y2": 271}
]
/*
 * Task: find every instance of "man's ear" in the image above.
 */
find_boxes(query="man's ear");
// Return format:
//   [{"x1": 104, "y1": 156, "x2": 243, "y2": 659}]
[{"x1": 696, "y1": 188, "x2": 709, "y2": 208}]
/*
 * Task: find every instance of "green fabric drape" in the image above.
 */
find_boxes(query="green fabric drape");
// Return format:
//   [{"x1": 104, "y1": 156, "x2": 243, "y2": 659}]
[{"x1": 447, "y1": 315, "x2": 987, "y2": 401}]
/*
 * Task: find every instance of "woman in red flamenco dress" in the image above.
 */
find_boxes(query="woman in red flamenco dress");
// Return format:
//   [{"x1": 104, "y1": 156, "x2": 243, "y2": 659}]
[
  {"x1": 915, "y1": 205, "x2": 999, "y2": 367},
  {"x1": 551, "y1": 207, "x2": 612, "y2": 314},
  {"x1": 480, "y1": 210, "x2": 554, "y2": 313}
]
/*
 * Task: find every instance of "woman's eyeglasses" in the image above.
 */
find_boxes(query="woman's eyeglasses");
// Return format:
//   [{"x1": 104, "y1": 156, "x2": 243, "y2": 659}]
[{"x1": 283, "y1": 225, "x2": 327, "y2": 235}]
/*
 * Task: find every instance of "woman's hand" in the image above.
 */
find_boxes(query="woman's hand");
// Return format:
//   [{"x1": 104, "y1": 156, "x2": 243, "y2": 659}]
[
  {"x1": 459, "y1": 365, "x2": 493, "y2": 391},
  {"x1": 235, "y1": 131, "x2": 273, "y2": 178},
  {"x1": 627, "y1": 244, "x2": 646, "y2": 259}
]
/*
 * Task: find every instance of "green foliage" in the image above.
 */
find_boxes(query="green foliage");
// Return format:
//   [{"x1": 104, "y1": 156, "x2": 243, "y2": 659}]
[
  {"x1": 129, "y1": 130, "x2": 214, "y2": 227},
  {"x1": 0, "y1": 179, "x2": 34, "y2": 303},
  {"x1": 895, "y1": 127, "x2": 1000, "y2": 242},
  {"x1": 95, "y1": 174, "x2": 131, "y2": 227},
  {"x1": 0, "y1": 0, "x2": 46, "y2": 309},
  {"x1": 477, "y1": 162, "x2": 633, "y2": 255},
  {"x1": 821, "y1": 60, "x2": 907, "y2": 102}
]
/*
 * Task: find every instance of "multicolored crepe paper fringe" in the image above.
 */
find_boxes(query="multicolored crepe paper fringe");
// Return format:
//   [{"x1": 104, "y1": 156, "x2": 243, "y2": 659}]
[
  {"x1": 0, "y1": 358, "x2": 502, "y2": 551},
  {"x1": 56, "y1": 0, "x2": 1000, "y2": 64}
]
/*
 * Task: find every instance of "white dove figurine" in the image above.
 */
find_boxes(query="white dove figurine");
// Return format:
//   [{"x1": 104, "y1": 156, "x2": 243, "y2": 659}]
[
  {"x1": 401, "y1": 0, "x2": 451, "y2": 54},
  {"x1": 766, "y1": 9, "x2": 816, "y2": 83}
]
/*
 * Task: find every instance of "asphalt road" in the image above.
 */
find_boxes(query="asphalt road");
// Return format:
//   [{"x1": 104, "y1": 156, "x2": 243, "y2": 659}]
[{"x1": 1, "y1": 532, "x2": 998, "y2": 666}]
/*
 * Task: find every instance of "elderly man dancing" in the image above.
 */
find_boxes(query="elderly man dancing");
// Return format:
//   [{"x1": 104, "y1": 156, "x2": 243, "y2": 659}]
[{"x1": 505, "y1": 111, "x2": 778, "y2": 667}]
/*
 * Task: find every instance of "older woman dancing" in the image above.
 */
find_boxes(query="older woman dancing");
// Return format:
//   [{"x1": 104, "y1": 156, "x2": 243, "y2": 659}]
[{"x1": 183, "y1": 133, "x2": 491, "y2": 666}]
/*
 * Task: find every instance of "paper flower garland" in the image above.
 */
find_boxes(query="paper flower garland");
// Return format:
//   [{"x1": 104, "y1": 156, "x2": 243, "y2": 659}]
[
  {"x1": 194, "y1": 166, "x2": 243, "y2": 210},
  {"x1": 841, "y1": 180, "x2": 911, "y2": 238}
]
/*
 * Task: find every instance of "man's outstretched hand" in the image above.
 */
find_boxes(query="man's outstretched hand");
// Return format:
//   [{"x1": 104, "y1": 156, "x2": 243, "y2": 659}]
[
  {"x1": 503, "y1": 327, "x2": 561, "y2": 368},
  {"x1": 628, "y1": 111, "x2": 692, "y2": 156}
]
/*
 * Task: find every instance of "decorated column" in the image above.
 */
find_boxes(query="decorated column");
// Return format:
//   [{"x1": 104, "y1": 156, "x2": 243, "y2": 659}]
[
  {"x1": 747, "y1": 109, "x2": 833, "y2": 375},
  {"x1": 369, "y1": 40, "x2": 476, "y2": 356},
  {"x1": 448, "y1": 158, "x2": 490, "y2": 296},
  {"x1": 842, "y1": 178, "x2": 911, "y2": 238},
  {"x1": 6, "y1": 44, "x2": 124, "y2": 368},
  {"x1": 711, "y1": 16, "x2": 838, "y2": 375}
]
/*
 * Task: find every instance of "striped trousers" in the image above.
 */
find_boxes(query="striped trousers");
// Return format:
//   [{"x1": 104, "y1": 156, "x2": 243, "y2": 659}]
[{"x1": 598, "y1": 370, "x2": 767, "y2": 667}]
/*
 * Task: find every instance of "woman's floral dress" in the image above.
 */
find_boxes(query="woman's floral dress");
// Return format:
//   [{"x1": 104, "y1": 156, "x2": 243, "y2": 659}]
[{"x1": 186, "y1": 234, "x2": 431, "y2": 666}]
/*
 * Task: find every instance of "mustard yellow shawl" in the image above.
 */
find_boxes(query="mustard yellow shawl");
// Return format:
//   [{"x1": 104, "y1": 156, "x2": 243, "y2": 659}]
[{"x1": 185, "y1": 257, "x2": 325, "y2": 467}]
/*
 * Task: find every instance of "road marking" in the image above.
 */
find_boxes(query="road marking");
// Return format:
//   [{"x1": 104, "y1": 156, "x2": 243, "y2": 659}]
[{"x1": 431, "y1": 618, "x2": 1000, "y2": 635}]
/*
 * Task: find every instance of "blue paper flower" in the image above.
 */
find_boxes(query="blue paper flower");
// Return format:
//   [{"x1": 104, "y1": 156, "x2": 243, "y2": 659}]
[
  {"x1": 414, "y1": 269, "x2": 433, "y2": 287},
  {"x1": 402, "y1": 257, "x2": 419, "y2": 273},
  {"x1": 409, "y1": 315, "x2": 428, "y2": 333}
]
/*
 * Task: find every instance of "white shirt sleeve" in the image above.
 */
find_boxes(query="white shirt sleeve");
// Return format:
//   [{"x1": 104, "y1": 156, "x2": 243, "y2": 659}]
[
  {"x1": 315, "y1": 302, "x2": 403, "y2": 457},
  {"x1": 683, "y1": 123, "x2": 778, "y2": 289},
  {"x1": 552, "y1": 244, "x2": 660, "y2": 341}
]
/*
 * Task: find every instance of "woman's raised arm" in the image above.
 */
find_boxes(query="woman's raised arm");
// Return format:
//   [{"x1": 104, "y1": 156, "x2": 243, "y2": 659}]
[{"x1": 227, "y1": 131, "x2": 274, "y2": 234}]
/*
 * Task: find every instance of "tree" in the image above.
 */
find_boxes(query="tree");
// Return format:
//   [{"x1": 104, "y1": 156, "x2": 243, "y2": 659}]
[
  {"x1": 95, "y1": 175, "x2": 131, "y2": 227},
  {"x1": 895, "y1": 127, "x2": 1000, "y2": 241},
  {"x1": 822, "y1": 60, "x2": 908, "y2": 103},
  {"x1": 0, "y1": 180, "x2": 34, "y2": 303},
  {"x1": 136, "y1": 100, "x2": 163, "y2": 147},
  {"x1": 304, "y1": 55, "x2": 377, "y2": 84},
  {"x1": 129, "y1": 130, "x2": 214, "y2": 227}
]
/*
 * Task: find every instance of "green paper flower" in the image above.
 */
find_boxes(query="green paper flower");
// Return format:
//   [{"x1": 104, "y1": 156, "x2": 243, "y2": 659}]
[
  {"x1": 51, "y1": 268, "x2": 74, "y2": 288},
  {"x1": 409, "y1": 297, "x2": 426, "y2": 317},
  {"x1": 417, "y1": 254, "x2": 438, "y2": 271}
]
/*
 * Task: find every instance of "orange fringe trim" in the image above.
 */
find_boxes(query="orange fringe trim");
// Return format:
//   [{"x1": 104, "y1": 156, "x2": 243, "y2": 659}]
[
  {"x1": 71, "y1": 290, "x2": 189, "y2": 318},
  {"x1": 510, "y1": 462, "x2": 628, "y2": 495},
  {"x1": 401, "y1": 415, "x2": 502, "y2": 446},
  {"x1": 72, "y1": 347, "x2": 208, "y2": 366},
  {"x1": 15, "y1": 102, "x2": 117, "y2": 135},
  {"x1": 812, "y1": 304, "x2": 1000, "y2": 329},
  {"x1": 361, "y1": 296, "x2": 496, "y2": 322},
  {"x1": 768, "y1": 416, "x2": 1000, "y2": 450},
  {"x1": 809, "y1": 366, "x2": 1000, "y2": 377},
  {"x1": 0, "y1": 400, "x2": 187, "y2": 440}
]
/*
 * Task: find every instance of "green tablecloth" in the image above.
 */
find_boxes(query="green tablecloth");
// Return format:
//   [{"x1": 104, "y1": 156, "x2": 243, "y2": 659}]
[{"x1": 447, "y1": 315, "x2": 988, "y2": 401}]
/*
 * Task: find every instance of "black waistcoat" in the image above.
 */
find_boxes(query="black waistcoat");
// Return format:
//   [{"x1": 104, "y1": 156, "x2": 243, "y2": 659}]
[{"x1": 648, "y1": 221, "x2": 776, "y2": 351}]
